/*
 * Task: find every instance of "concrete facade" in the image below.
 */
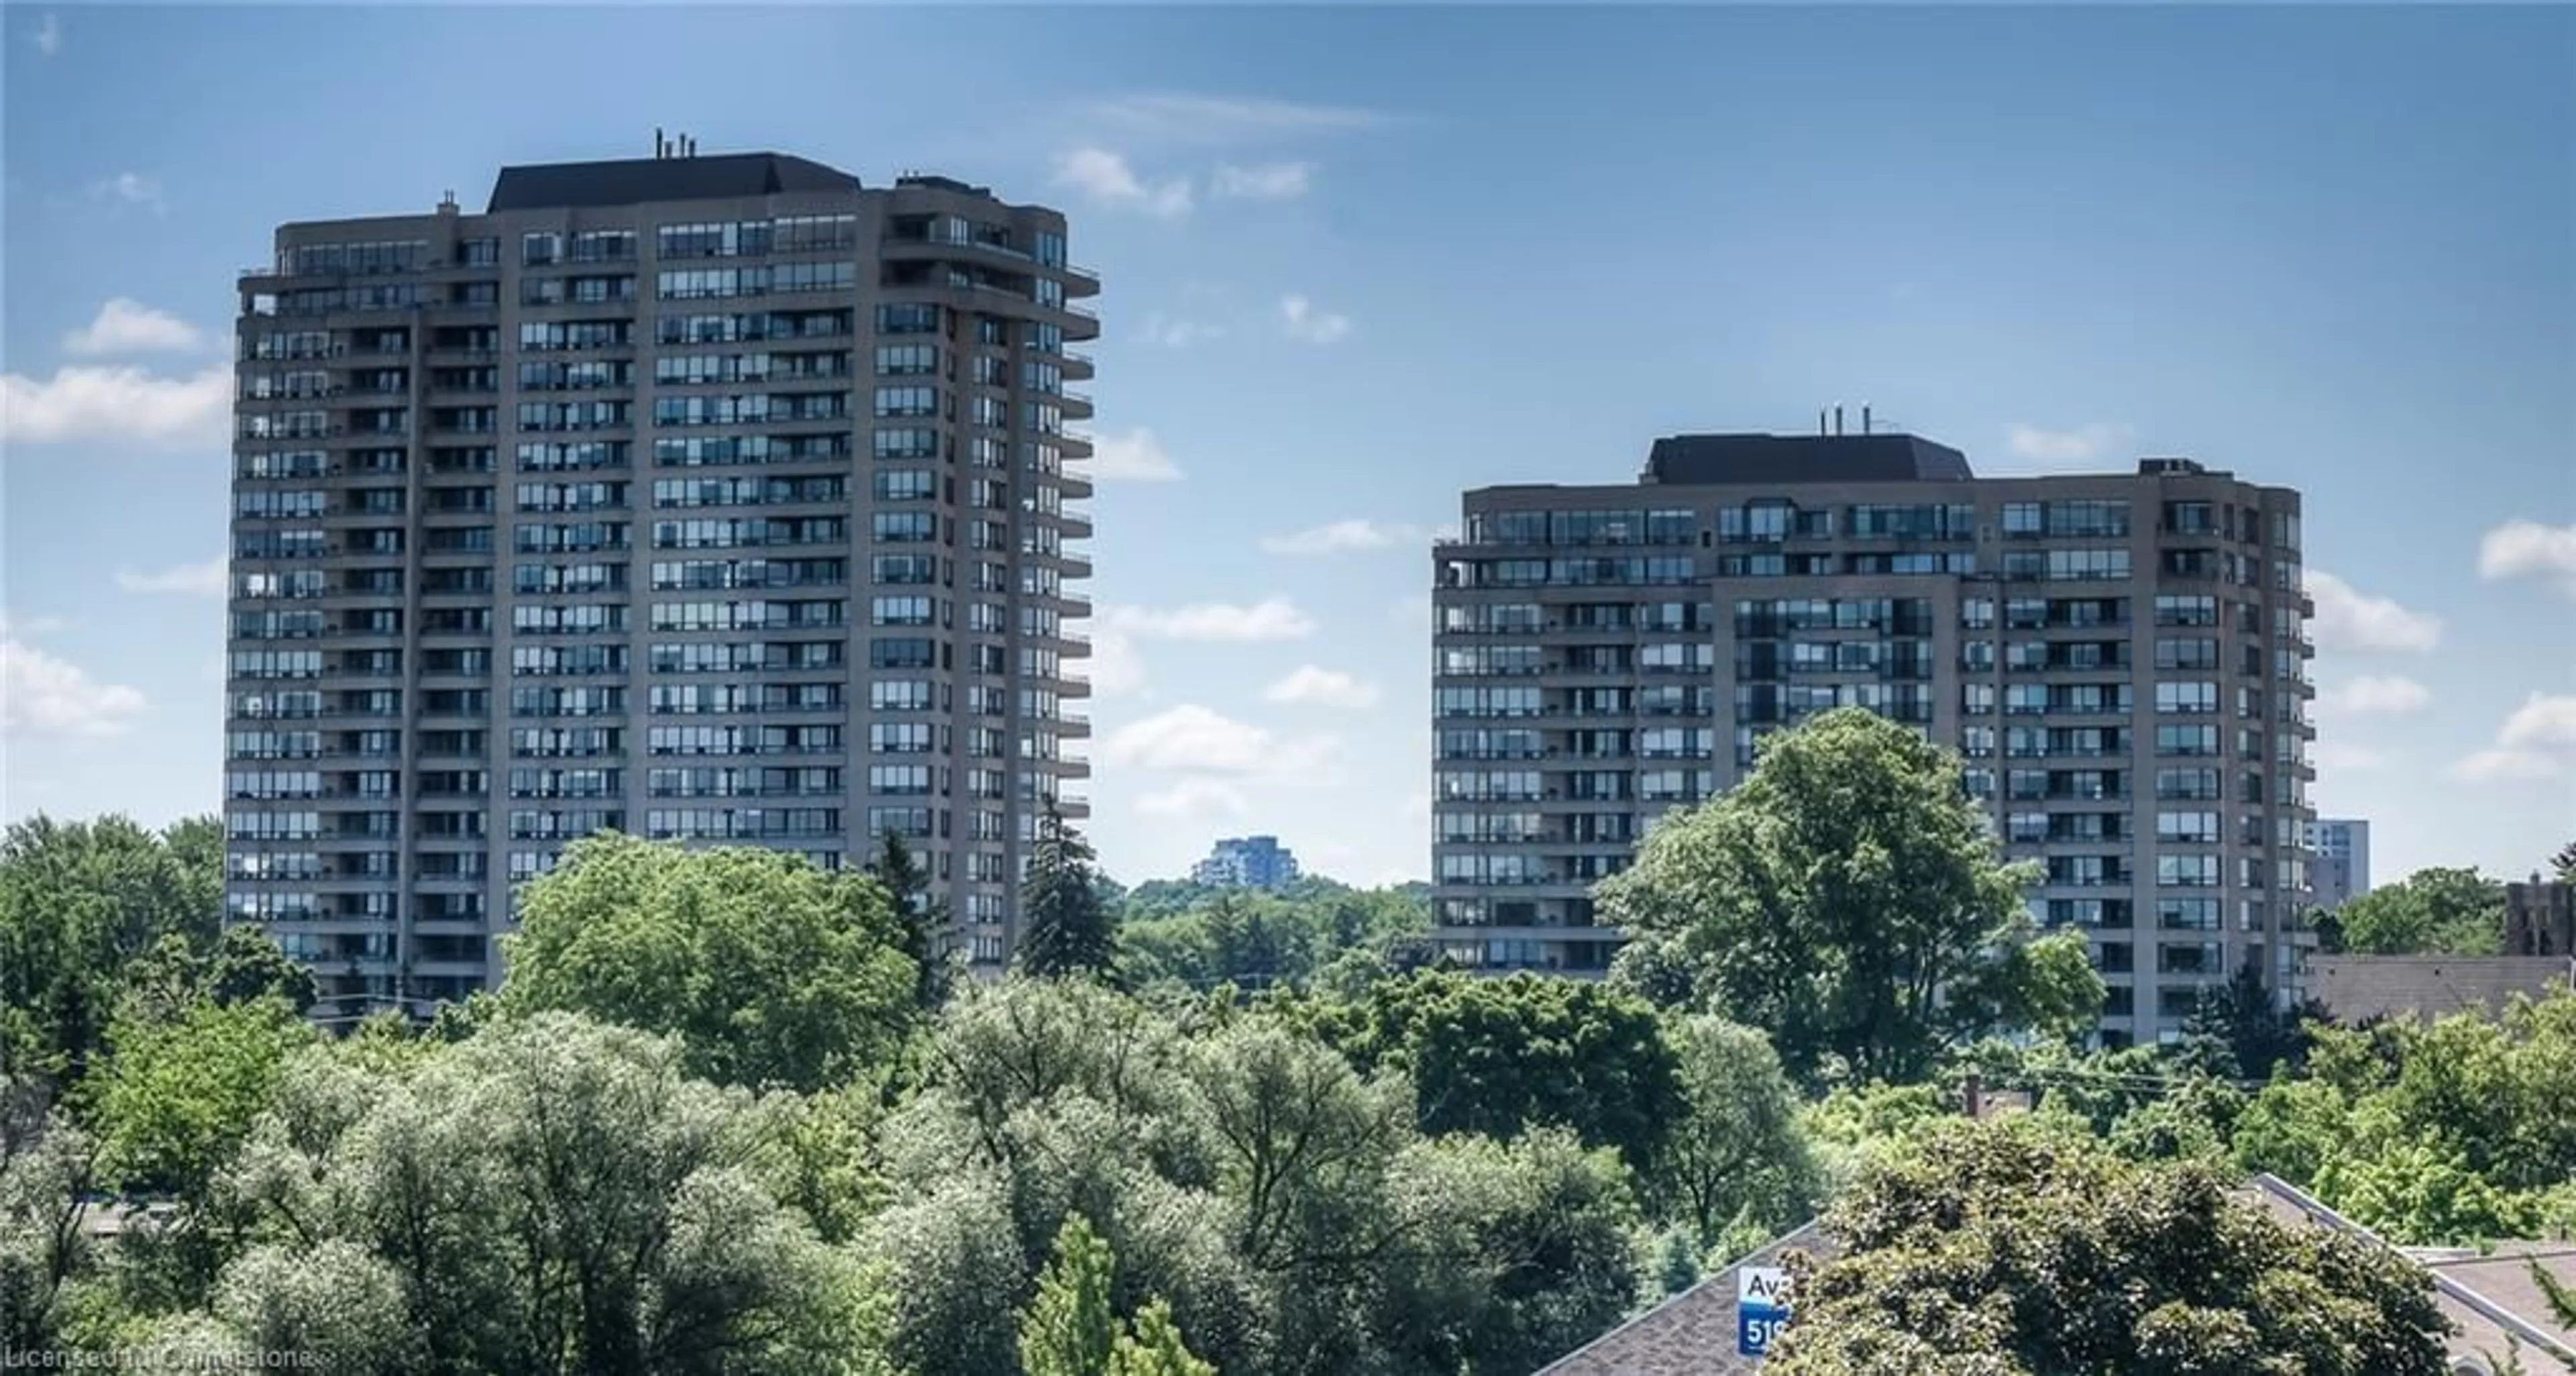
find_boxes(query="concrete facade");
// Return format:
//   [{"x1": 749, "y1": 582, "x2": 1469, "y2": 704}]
[
  {"x1": 2506, "y1": 877, "x2": 2575, "y2": 958},
  {"x1": 224, "y1": 148, "x2": 1097, "y2": 1008},
  {"x1": 2306, "y1": 816, "x2": 2372, "y2": 911},
  {"x1": 1428, "y1": 431, "x2": 2316, "y2": 1045}
]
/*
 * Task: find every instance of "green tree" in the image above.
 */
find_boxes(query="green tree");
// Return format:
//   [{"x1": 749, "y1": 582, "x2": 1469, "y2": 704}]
[
  {"x1": 2330, "y1": 865, "x2": 2509, "y2": 955},
  {"x1": 1969, "y1": 926, "x2": 2108, "y2": 1049},
  {"x1": 1375, "y1": 1127, "x2": 1648, "y2": 1376},
  {"x1": 1192, "y1": 1019, "x2": 1411, "y2": 1272},
  {"x1": 118, "y1": 926, "x2": 317, "y2": 1027},
  {"x1": 1598, "y1": 708, "x2": 2044, "y2": 1083},
  {"x1": 500, "y1": 833, "x2": 918, "y2": 1093},
  {"x1": 1110, "y1": 1300, "x2": 1216, "y2": 1376},
  {"x1": 2551, "y1": 841, "x2": 2575, "y2": 885},
  {"x1": 211, "y1": 1012, "x2": 891, "y2": 1376},
  {"x1": 1766, "y1": 1118, "x2": 2453, "y2": 1375},
  {"x1": 1018, "y1": 804, "x2": 1118, "y2": 981},
  {"x1": 1120, "y1": 884, "x2": 1431, "y2": 994},
  {"x1": 1651, "y1": 1015, "x2": 1820, "y2": 1247},
  {"x1": 0, "y1": 1099, "x2": 95, "y2": 1352},
  {"x1": 2185, "y1": 960, "x2": 2325, "y2": 1079},
  {"x1": 1297, "y1": 969, "x2": 1684, "y2": 1173},
  {"x1": 83, "y1": 996, "x2": 311, "y2": 1197},
  {"x1": 867, "y1": 830, "x2": 953, "y2": 1009},
  {"x1": 0, "y1": 814, "x2": 223, "y2": 1081},
  {"x1": 1020, "y1": 1212, "x2": 1120, "y2": 1376}
]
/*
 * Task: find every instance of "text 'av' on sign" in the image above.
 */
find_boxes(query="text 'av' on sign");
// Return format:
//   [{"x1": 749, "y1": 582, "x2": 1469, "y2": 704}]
[{"x1": 1736, "y1": 1266, "x2": 1794, "y2": 1358}]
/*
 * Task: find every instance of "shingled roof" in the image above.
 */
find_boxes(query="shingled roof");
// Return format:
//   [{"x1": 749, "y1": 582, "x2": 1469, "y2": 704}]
[
  {"x1": 1536, "y1": 1175, "x2": 2576, "y2": 1373},
  {"x1": 1536, "y1": 1222, "x2": 1839, "y2": 1376}
]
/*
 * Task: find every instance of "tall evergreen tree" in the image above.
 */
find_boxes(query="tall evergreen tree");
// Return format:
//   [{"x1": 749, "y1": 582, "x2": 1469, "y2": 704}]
[
  {"x1": 867, "y1": 830, "x2": 950, "y2": 1008},
  {"x1": 1110, "y1": 1301, "x2": 1216, "y2": 1376},
  {"x1": 1020, "y1": 1212, "x2": 1120, "y2": 1376},
  {"x1": 1017, "y1": 803, "x2": 1118, "y2": 980}
]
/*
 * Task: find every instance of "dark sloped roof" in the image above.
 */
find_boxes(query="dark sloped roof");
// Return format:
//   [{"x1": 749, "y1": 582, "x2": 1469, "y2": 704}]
[
  {"x1": 1644, "y1": 433, "x2": 1976, "y2": 486},
  {"x1": 2307, "y1": 955, "x2": 2571, "y2": 1024},
  {"x1": 1538, "y1": 1222, "x2": 1837, "y2": 1376},
  {"x1": 486, "y1": 153, "x2": 861, "y2": 213},
  {"x1": 1540, "y1": 1175, "x2": 2576, "y2": 1373}
]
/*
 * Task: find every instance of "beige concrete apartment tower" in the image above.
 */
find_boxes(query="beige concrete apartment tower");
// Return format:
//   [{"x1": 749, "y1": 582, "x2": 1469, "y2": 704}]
[
  {"x1": 225, "y1": 148, "x2": 1098, "y2": 1012},
  {"x1": 1428, "y1": 431, "x2": 2316, "y2": 1047}
]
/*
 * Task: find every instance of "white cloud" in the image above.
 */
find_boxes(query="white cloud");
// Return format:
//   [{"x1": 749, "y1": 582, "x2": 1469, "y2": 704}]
[
  {"x1": 2004, "y1": 421, "x2": 2131, "y2": 463},
  {"x1": 1086, "y1": 427, "x2": 1184, "y2": 483},
  {"x1": 2499, "y1": 692, "x2": 2576, "y2": 753},
  {"x1": 2447, "y1": 691, "x2": 2576, "y2": 784},
  {"x1": 1136, "y1": 313, "x2": 1222, "y2": 349},
  {"x1": 1260, "y1": 519, "x2": 1431, "y2": 555},
  {"x1": 1265, "y1": 666, "x2": 1380, "y2": 710},
  {"x1": 1100, "y1": 703, "x2": 1337, "y2": 781},
  {"x1": 2304, "y1": 570, "x2": 2443, "y2": 654},
  {"x1": 89, "y1": 172, "x2": 164, "y2": 214},
  {"x1": 1391, "y1": 596, "x2": 1433, "y2": 631},
  {"x1": 115, "y1": 559, "x2": 227, "y2": 598},
  {"x1": 63, "y1": 299, "x2": 205, "y2": 356},
  {"x1": 1135, "y1": 778, "x2": 1251, "y2": 818},
  {"x1": 2328, "y1": 675, "x2": 2432, "y2": 715},
  {"x1": 31, "y1": 11, "x2": 60, "y2": 56},
  {"x1": 1051, "y1": 147, "x2": 1191, "y2": 217},
  {"x1": 1, "y1": 635, "x2": 146, "y2": 738},
  {"x1": 0, "y1": 364, "x2": 230, "y2": 446},
  {"x1": 1104, "y1": 598, "x2": 1315, "y2": 642},
  {"x1": 2478, "y1": 520, "x2": 2576, "y2": 598},
  {"x1": 1401, "y1": 790, "x2": 1431, "y2": 819},
  {"x1": 1085, "y1": 93, "x2": 1393, "y2": 141},
  {"x1": 1279, "y1": 295, "x2": 1350, "y2": 345},
  {"x1": 2450, "y1": 749, "x2": 2562, "y2": 784},
  {"x1": 1085, "y1": 631, "x2": 1146, "y2": 697},
  {"x1": 2311, "y1": 741, "x2": 2387, "y2": 773},
  {"x1": 1213, "y1": 161, "x2": 1314, "y2": 200}
]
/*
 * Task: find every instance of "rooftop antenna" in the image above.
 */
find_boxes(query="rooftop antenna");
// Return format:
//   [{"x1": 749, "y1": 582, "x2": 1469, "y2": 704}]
[
  {"x1": 1817, "y1": 408, "x2": 1827, "y2": 437},
  {"x1": 655, "y1": 127, "x2": 665, "y2": 158},
  {"x1": 1833, "y1": 403, "x2": 1845, "y2": 437},
  {"x1": 1863, "y1": 403, "x2": 1873, "y2": 435}
]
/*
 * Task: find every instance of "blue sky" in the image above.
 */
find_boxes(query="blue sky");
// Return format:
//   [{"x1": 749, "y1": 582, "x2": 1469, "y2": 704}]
[{"x1": 2, "y1": 5, "x2": 2571, "y2": 890}]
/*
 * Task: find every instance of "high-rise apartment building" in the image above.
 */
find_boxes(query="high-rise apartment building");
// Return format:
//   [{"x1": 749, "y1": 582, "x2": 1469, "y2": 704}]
[
  {"x1": 225, "y1": 146, "x2": 1097, "y2": 1006},
  {"x1": 1428, "y1": 429, "x2": 2316, "y2": 1045},
  {"x1": 1191, "y1": 835, "x2": 1303, "y2": 890},
  {"x1": 2304, "y1": 818, "x2": 2371, "y2": 911}
]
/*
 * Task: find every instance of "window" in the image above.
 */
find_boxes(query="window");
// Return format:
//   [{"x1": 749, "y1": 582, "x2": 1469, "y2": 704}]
[
  {"x1": 2047, "y1": 548, "x2": 2131, "y2": 581},
  {"x1": 2157, "y1": 854, "x2": 2221, "y2": 888},
  {"x1": 877, "y1": 303, "x2": 943, "y2": 335},
  {"x1": 875, "y1": 386, "x2": 938, "y2": 418},
  {"x1": 2155, "y1": 681, "x2": 2218, "y2": 714},
  {"x1": 868, "y1": 764, "x2": 932, "y2": 794},
  {"x1": 2157, "y1": 724, "x2": 2219, "y2": 757},
  {"x1": 873, "y1": 511, "x2": 936, "y2": 543},
  {"x1": 877, "y1": 343, "x2": 938, "y2": 376}
]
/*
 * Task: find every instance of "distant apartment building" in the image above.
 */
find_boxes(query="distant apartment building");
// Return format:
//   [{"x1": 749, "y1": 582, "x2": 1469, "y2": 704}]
[
  {"x1": 224, "y1": 144, "x2": 1099, "y2": 1007},
  {"x1": 1192, "y1": 835, "x2": 1302, "y2": 890},
  {"x1": 1429, "y1": 427, "x2": 2317, "y2": 1045},
  {"x1": 2304, "y1": 817, "x2": 2371, "y2": 911},
  {"x1": 2506, "y1": 876, "x2": 2575, "y2": 957}
]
